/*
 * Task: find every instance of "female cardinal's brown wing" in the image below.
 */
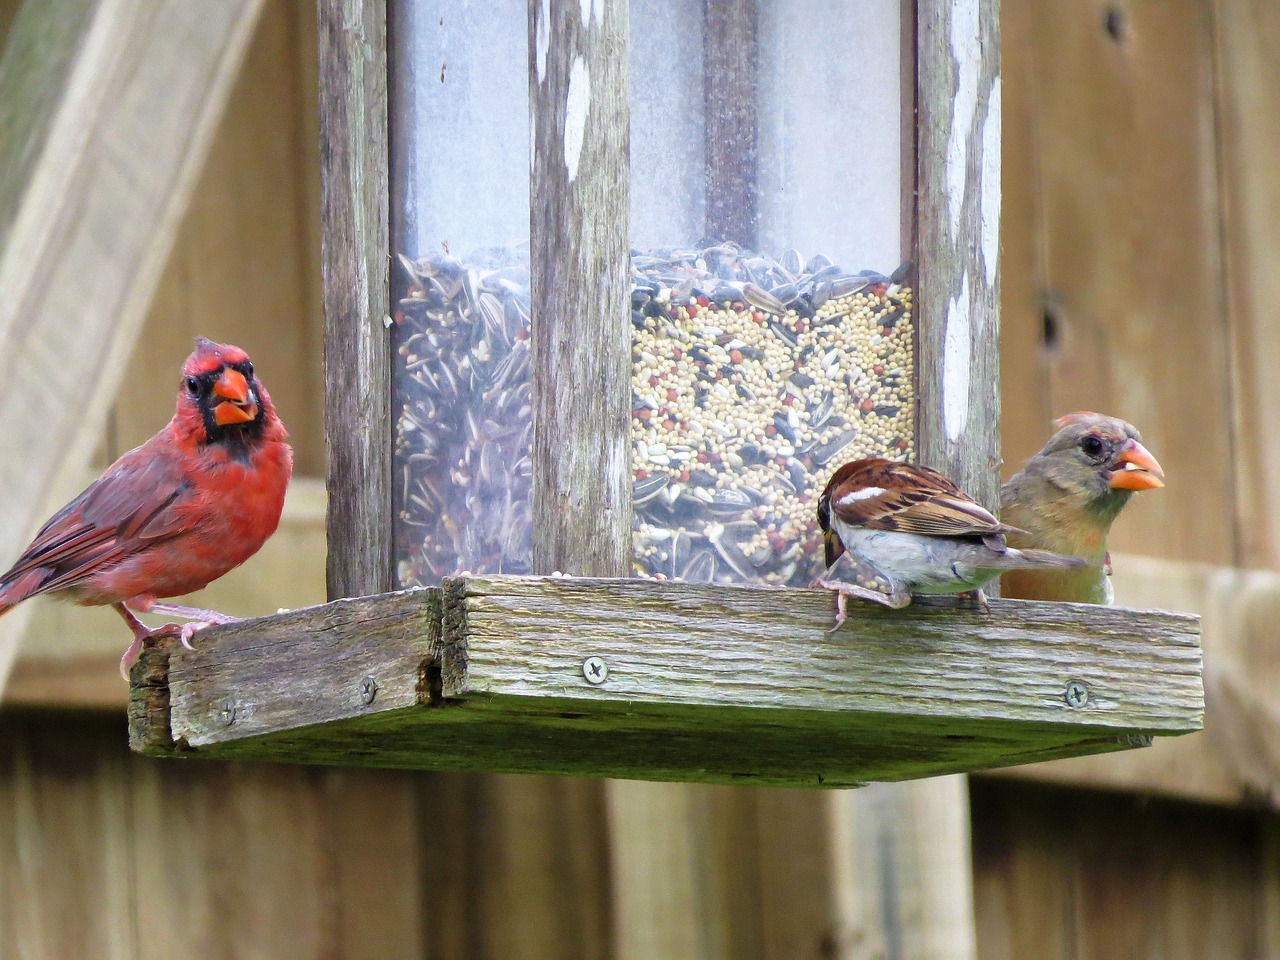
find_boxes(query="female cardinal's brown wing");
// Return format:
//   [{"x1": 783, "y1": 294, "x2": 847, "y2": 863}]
[
  {"x1": 0, "y1": 436, "x2": 192, "y2": 599},
  {"x1": 822, "y1": 459, "x2": 1011, "y2": 539}
]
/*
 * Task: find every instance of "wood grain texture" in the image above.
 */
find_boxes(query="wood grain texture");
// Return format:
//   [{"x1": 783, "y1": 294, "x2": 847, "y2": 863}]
[
  {"x1": 0, "y1": 711, "x2": 428, "y2": 960},
  {"x1": 130, "y1": 574, "x2": 1201, "y2": 784},
  {"x1": 1214, "y1": 0, "x2": 1280, "y2": 569},
  {"x1": 991, "y1": 552, "x2": 1280, "y2": 809},
  {"x1": 0, "y1": 0, "x2": 265, "y2": 692},
  {"x1": 157, "y1": 589, "x2": 439, "y2": 749},
  {"x1": 915, "y1": 0, "x2": 1001, "y2": 505},
  {"x1": 0, "y1": 712, "x2": 135, "y2": 960},
  {"x1": 835, "y1": 778, "x2": 978, "y2": 960},
  {"x1": 998, "y1": 0, "x2": 1234, "y2": 566},
  {"x1": 970, "y1": 779, "x2": 1276, "y2": 960},
  {"x1": 608, "y1": 782, "x2": 766, "y2": 960},
  {"x1": 320, "y1": 0, "x2": 392, "y2": 600},
  {"x1": 130, "y1": 758, "x2": 427, "y2": 960},
  {"x1": 529, "y1": 0, "x2": 631, "y2": 577},
  {"x1": 995, "y1": 0, "x2": 1051, "y2": 472}
]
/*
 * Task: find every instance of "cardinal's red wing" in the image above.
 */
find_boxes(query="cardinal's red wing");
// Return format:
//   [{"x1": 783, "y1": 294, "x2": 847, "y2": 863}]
[{"x1": 0, "y1": 436, "x2": 192, "y2": 597}]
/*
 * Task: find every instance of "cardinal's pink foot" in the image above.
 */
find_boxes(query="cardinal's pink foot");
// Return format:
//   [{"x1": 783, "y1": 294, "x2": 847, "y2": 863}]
[
  {"x1": 128, "y1": 600, "x2": 240, "y2": 649},
  {"x1": 112, "y1": 600, "x2": 242, "y2": 678},
  {"x1": 113, "y1": 604, "x2": 184, "y2": 679}
]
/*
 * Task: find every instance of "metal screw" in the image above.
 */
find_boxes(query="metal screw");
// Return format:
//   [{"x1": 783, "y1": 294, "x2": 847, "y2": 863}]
[
  {"x1": 582, "y1": 656, "x2": 609, "y2": 685},
  {"x1": 1064, "y1": 680, "x2": 1090, "y2": 708},
  {"x1": 219, "y1": 697, "x2": 237, "y2": 726},
  {"x1": 360, "y1": 676, "x2": 379, "y2": 705}
]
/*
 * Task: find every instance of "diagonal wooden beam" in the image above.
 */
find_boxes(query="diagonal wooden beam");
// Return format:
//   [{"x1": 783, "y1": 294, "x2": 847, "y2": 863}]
[{"x1": 0, "y1": 0, "x2": 267, "y2": 691}]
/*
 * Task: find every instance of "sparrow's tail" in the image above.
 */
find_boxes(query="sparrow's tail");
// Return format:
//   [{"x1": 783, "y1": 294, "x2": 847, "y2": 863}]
[{"x1": 996, "y1": 548, "x2": 1089, "y2": 570}]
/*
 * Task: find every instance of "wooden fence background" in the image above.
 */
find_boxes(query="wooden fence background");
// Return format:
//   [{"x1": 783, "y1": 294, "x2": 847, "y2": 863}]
[{"x1": 3, "y1": 0, "x2": 1280, "y2": 957}]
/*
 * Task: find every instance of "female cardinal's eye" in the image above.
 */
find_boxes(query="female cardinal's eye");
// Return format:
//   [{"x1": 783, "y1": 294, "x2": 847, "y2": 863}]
[
  {"x1": 185, "y1": 377, "x2": 199, "y2": 394},
  {"x1": 1081, "y1": 435, "x2": 1104, "y2": 457}
]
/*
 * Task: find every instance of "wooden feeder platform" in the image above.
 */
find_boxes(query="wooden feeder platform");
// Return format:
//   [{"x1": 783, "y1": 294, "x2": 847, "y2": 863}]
[{"x1": 128, "y1": 576, "x2": 1203, "y2": 788}]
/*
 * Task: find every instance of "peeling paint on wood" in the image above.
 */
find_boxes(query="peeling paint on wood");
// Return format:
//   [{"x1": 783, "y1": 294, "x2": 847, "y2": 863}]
[{"x1": 917, "y1": 0, "x2": 1001, "y2": 499}]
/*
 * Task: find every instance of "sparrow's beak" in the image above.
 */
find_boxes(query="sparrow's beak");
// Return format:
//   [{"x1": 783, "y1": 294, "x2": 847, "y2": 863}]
[
  {"x1": 212, "y1": 368, "x2": 258, "y2": 425},
  {"x1": 1109, "y1": 440, "x2": 1165, "y2": 491}
]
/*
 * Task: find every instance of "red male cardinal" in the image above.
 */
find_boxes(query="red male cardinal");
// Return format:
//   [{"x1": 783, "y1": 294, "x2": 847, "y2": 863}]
[
  {"x1": 814, "y1": 458, "x2": 1085, "y2": 629},
  {"x1": 0, "y1": 338, "x2": 292, "y2": 677},
  {"x1": 1001, "y1": 412, "x2": 1163, "y2": 604}
]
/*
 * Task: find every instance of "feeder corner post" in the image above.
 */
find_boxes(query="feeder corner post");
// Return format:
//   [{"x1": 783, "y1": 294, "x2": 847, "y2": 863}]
[
  {"x1": 915, "y1": 0, "x2": 1002, "y2": 506},
  {"x1": 529, "y1": 0, "x2": 633, "y2": 579},
  {"x1": 319, "y1": 0, "x2": 394, "y2": 602}
]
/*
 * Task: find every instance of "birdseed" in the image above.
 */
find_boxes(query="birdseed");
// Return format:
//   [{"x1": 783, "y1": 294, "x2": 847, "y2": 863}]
[{"x1": 392, "y1": 243, "x2": 914, "y2": 588}]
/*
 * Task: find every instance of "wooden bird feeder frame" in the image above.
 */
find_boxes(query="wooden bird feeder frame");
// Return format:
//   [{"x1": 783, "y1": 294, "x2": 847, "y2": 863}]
[{"x1": 128, "y1": 0, "x2": 1203, "y2": 785}]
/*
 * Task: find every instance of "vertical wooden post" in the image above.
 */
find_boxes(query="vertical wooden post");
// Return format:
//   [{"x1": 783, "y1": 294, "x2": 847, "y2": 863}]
[
  {"x1": 915, "y1": 0, "x2": 1002, "y2": 504},
  {"x1": 521, "y1": 2, "x2": 632, "y2": 957},
  {"x1": 530, "y1": 0, "x2": 632, "y2": 577},
  {"x1": 319, "y1": 0, "x2": 392, "y2": 601},
  {"x1": 827, "y1": 2, "x2": 1001, "y2": 958}
]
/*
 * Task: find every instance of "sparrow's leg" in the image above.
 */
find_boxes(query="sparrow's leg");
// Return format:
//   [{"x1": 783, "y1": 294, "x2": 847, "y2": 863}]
[
  {"x1": 812, "y1": 552, "x2": 910, "y2": 629},
  {"x1": 961, "y1": 588, "x2": 993, "y2": 614},
  {"x1": 812, "y1": 578, "x2": 902, "y2": 631}
]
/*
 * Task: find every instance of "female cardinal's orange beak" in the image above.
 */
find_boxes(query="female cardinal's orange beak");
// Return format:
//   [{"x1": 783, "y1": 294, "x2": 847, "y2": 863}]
[
  {"x1": 213, "y1": 369, "x2": 258, "y2": 425},
  {"x1": 1110, "y1": 440, "x2": 1164, "y2": 491}
]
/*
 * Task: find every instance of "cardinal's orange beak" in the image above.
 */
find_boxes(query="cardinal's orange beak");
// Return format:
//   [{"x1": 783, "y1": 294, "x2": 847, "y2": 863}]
[
  {"x1": 1110, "y1": 440, "x2": 1165, "y2": 491},
  {"x1": 213, "y1": 368, "x2": 258, "y2": 425}
]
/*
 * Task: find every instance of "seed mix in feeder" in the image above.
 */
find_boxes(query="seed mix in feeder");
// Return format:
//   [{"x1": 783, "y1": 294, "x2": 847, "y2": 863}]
[{"x1": 392, "y1": 243, "x2": 914, "y2": 588}]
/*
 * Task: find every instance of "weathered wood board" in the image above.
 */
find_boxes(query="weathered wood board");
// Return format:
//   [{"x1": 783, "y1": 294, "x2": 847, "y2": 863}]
[{"x1": 129, "y1": 575, "x2": 1202, "y2": 787}]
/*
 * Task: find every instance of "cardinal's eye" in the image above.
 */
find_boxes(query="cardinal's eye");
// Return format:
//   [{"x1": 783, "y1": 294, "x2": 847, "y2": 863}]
[
  {"x1": 1081, "y1": 435, "x2": 1104, "y2": 457},
  {"x1": 185, "y1": 377, "x2": 199, "y2": 394},
  {"x1": 243, "y1": 361, "x2": 253, "y2": 378}
]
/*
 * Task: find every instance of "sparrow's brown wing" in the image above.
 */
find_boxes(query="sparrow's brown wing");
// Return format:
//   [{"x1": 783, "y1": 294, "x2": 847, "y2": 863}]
[{"x1": 822, "y1": 459, "x2": 1015, "y2": 539}]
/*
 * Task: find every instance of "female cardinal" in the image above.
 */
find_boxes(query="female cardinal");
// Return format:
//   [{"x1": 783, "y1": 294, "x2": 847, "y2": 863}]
[
  {"x1": 1000, "y1": 412, "x2": 1163, "y2": 604},
  {"x1": 814, "y1": 458, "x2": 1085, "y2": 629},
  {"x1": 0, "y1": 338, "x2": 292, "y2": 677}
]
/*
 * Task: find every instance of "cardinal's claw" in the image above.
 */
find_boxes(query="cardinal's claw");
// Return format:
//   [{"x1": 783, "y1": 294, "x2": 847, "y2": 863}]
[
  {"x1": 179, "y1": 621, "x2": 211, "y2": 650},
  {"x1": 119, "y1": 636, "x2": 145, "y2": 680}
]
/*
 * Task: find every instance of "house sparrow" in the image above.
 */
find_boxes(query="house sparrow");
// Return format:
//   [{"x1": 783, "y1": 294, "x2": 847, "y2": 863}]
[
  {"x1": 0, "y1": 338, "x2": 293, "y2": 677},
  {"x1": 1000, "y1": 412, "x2": 1163, "y2": 604},
  {"x1": 814, "y1": 458, "x2": 1086, "y2": 629}
]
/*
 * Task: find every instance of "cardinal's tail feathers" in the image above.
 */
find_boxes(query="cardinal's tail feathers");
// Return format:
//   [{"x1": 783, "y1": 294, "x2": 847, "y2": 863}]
[
  {"x1": 1002, "y1": 548, "x2": 1090, "y2": 570},
  {"x1": 0, "y1": 569, "x2": 48, "y2": 618}
]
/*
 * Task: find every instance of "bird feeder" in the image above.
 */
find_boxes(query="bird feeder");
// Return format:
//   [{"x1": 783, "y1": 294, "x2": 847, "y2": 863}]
[
  {"x1": 128, "y1": 0, "x2": 1203, "y2": 785},
  {"x1": 389, "y1": 0, "x2": 922, "y2": 589}
]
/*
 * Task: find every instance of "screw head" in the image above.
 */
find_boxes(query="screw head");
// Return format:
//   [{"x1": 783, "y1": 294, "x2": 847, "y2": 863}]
[
  {"x1": 219, "y1": 697, "x2": 237, "y2": 726},
  {"x1": 582, "y1": 656, "x2": 609, "y2": 685},
  {"x1": 1064, "y1": 680, "x2": 1090, "y2": 708},
  {"x1": 360, "y1": 676, "x2": 379, "y2": 705}
]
